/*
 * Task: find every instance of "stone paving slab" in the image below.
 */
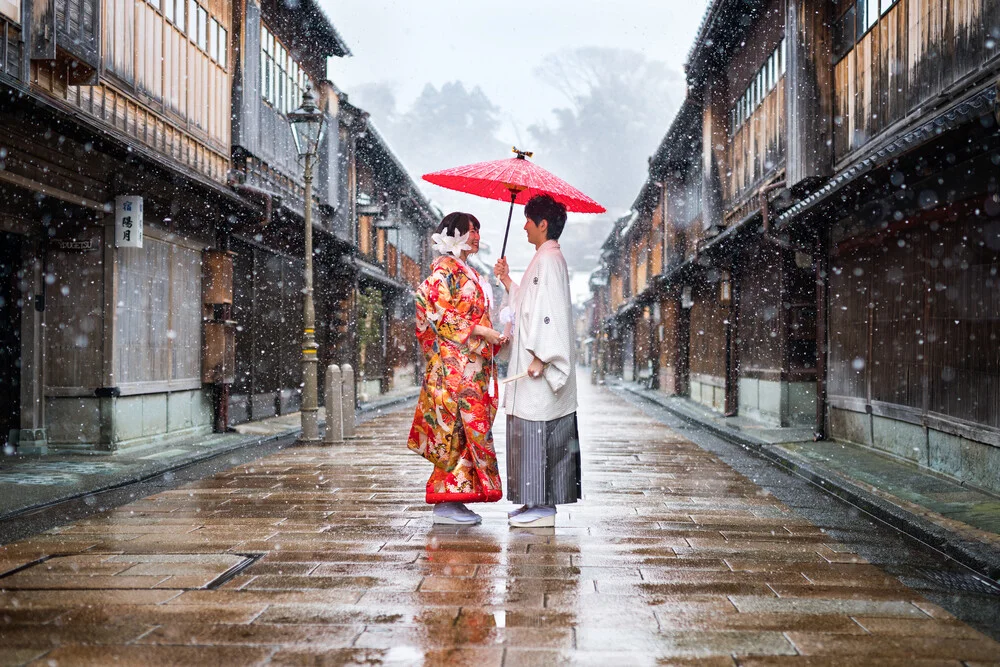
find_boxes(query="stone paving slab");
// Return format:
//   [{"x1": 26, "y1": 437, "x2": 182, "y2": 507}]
[
  {"x1": 0, "y1": 389, "x2": 419, "y2": 524},
  {"x1": 0, "y1": 374, "x2": 997, "y2": 665},
  {"x1": 622, "y1": 382, "x2": 1000, "y2": 582}
]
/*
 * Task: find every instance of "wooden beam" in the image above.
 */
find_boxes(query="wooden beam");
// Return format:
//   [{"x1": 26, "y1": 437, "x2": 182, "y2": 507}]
[{"x1": 0, "y1": 168, "x2": 108, "y2": 211}]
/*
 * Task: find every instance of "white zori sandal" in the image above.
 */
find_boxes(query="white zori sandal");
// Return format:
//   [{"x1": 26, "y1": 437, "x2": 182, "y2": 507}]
[
  {"x1": 432, "y1": 502, "x2": 482, "y2": 525},
  {"x1": 508, "y1": 505, "x2": 556, "y2": 528}
]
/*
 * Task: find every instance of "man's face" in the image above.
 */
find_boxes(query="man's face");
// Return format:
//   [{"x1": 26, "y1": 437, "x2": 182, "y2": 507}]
[{"x1": 524, "y1": 216, "x2": 547, "y2": 247}]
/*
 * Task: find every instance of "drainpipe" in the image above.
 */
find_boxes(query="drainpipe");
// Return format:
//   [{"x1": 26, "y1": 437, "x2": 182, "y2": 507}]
[
  {"x1": 229, "y1": 180, "x2": 279, "y2": 229},
  {"x1": 759, "y1": 179, "x2": 787, "y2": 236}
]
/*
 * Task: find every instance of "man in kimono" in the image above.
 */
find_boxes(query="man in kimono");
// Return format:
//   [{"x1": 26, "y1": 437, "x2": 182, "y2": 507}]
[{"x1": 493, "y1": 194, "x2": 581, "y2": 528}]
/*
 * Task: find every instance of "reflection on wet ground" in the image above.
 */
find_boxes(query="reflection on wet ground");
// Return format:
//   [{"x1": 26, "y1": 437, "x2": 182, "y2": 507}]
[{"x1": 0, "y1": 376, "x2": 997, "y2": 665}]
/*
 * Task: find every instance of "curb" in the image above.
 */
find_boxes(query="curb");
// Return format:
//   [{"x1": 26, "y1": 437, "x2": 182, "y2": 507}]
[
  {"x1": 0, "y1": 394, "x2": 420, "y2": 524},
  {"x1": 616, "y1": 382, "x2": 1000, "y2": 584}
]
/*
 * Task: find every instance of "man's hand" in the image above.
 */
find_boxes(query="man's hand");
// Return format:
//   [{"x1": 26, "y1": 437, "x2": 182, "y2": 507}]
[
  {"x1": 527, "y1": 356, "x2": 545, "y2": 379},
  {"x1": 493, "y1": 258, "x2": 511, "y2": 290}
]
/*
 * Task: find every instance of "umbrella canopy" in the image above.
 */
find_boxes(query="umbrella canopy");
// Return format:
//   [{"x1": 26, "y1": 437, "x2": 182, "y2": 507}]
[
  {"x1": 422, "y1": 152, "x2": 606, "y2": 214},
  {"x1": 422, "y1": 149, "x2": 606, "y2": 257}
]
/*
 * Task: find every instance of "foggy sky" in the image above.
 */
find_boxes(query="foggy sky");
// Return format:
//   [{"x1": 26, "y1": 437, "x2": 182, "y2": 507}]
[{"x1": 321, "y1": 0, "x2": 710, "y2": 300}]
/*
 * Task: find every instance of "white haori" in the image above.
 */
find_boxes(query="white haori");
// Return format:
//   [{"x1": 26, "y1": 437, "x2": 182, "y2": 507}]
[{"x1": 502, "y1": 239, "x2": 577, "y2": 422}]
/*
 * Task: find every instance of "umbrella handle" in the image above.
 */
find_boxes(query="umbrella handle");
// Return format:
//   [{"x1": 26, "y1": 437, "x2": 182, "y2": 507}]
[{"x1": 500, "y1": 191, "x2": 516, "y2": 259}]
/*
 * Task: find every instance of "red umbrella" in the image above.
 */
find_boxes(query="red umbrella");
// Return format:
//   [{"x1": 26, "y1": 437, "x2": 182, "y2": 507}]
[{"x1": 422, "y1": 148, "x2": 605, "y2": 258}]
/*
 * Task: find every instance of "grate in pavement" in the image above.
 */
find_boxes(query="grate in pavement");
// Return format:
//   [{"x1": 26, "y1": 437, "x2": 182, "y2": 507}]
[{"x1": 205, "y1": 553, "x2": 263, "y2": 589}]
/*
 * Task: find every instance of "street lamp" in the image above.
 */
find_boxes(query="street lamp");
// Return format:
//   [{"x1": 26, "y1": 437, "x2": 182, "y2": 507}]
[{"x1": 288, "y1": 83, "x2": 326, "y2": 443}]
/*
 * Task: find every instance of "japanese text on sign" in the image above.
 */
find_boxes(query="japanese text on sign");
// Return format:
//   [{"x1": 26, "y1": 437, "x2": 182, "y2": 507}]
[{"x1": 115, "y1": 196, "x2": 144, "y2": 248}]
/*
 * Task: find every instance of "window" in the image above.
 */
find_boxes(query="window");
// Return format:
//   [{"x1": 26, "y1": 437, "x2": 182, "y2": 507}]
[
  {"x1": 260, "y1": 24, "x2": 310, "y2": 114},
  {"x1": 261, "y1": 26, "x2": 272, "y2": 101},
  {"x1": 196, "y1": 6, "x2": 208, "y2": 51},
  {"x1": 864, "y1": 0, "x2": 881, "y2": 32},
  {"x1": 187, "y1": 0, "x2": 196, "y2": 36},
  {"x1": 209, "y1": 18, "x2": 226, "y2": 66},
  {"x1": 210, "y1": 19, "x2": 219, "y2": 61},
  {"x1": 834, "y1": 0, "x2": 897, "y2": 62},
  {"x1": 218, "y1": 25, "x2": 227, "y2": 68},
  {"x1": 729, "y1": 39, "x2": 785, "y2": 133}
]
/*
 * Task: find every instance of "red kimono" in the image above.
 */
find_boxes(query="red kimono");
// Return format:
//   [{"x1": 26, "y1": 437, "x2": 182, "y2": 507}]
[{"x1": 407, "y1": 255, "x2": 503, "y2": 504}]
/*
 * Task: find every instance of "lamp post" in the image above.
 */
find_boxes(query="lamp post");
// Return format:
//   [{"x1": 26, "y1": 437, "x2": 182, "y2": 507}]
[{"x1": 288, "y1": 84, "x2": 326, "y2": 443}]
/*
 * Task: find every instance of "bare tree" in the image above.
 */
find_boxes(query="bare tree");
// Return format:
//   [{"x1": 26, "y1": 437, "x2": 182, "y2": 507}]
[{"x1": 529, "y1": 47, "x2": 682, "y2": 216}]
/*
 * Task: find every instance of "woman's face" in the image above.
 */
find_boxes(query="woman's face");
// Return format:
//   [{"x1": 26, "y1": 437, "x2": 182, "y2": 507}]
[{"x1": 465, "y1": 225, "x2": 481, "y2": 255}]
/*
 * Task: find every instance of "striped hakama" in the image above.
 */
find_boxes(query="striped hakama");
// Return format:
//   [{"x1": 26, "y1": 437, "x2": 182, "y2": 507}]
[{"x1": 506, "y1": 412, "x2": 581, "y2": 506}]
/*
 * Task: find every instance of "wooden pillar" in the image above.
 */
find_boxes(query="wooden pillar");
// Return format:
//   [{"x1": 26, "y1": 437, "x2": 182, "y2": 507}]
[
  {"x1": 815, "y1": 229, "x2": 829, "y2": 439},
  {"x1": 16, "y1": 235, "x2": 47, "y2": 453},
  {"x1": 785, "y1": 0, "x2": 833, "y2": 188},
  {"x1": 724, "y1": 268, "x2": 740, "y2": 417}
]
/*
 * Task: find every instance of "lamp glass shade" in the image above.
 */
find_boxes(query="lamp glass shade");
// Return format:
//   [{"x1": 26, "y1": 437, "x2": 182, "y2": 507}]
[{"x1": 288, "y1": 85, "x2": 326, "y2": 158}]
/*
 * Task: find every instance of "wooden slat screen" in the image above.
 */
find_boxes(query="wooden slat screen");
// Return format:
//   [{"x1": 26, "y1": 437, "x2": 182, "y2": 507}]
[
  {"x1": 828, "y1": 214, "x2": 999, "y2": 428},
  {"x1": 739, "y1": 244, "x2": 784, "y2": 376},
  {"x1": 231, "y1": 240, "x2": 304, "y2": 418},
  {"x1": 833, "y1": 0, "x2": 998, "y2": 161},
  {"x1": 726, "y1": 82, "x2": 785, "y2": 206},
  {"x1": 689, "y1": 286, "x2": 727, "y2": 379},
  {"x1": 828, "y1": 244, "x2": 871, "y2": 400},
  {"x1": 869, "y1": 230, "x2": 925, "y2": 409},
  {"x1": 115, "y1": 238, "x2": 201, "y2": 386},
  {"x1": 927, "y1": 221, "x2": 1000, "y2": 427},
  {"x1": 46, "y1": 249, "x2": 105, "y2": 389}
]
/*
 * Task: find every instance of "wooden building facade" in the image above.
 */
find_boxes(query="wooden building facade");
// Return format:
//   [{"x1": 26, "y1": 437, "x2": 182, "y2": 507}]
[
  {"x1": 592, "y1": 0, "x2": 1000, "y2": 493},
  {"x1": 0, "y1": 0, "x2": 434, "y2": 452},
  {"x1": 0, "y1": 0, "x2": 245, "y2": 452}
]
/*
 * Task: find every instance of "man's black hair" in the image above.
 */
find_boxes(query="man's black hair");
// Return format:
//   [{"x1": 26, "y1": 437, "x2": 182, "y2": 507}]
[
  {"x1": 524, "y1": 194, "x2": 568, "y2": 240},
  {"x1": 436, "y1": 211, "x2": 481, "y2": 236}
]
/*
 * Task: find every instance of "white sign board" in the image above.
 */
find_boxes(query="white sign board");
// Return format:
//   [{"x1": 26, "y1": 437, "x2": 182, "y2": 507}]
[{"x1": 115, "y1": 196, "x2": 143, "y2": 248}]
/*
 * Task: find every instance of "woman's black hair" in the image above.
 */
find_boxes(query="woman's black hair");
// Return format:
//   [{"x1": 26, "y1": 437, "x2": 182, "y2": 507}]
[{"x1": 436, "y1": 211, "x2": 481, "y2": 236}]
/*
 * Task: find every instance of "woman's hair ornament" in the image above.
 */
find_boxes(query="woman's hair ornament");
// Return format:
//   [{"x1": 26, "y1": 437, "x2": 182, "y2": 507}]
[{"x1": 431, "y1": 227, "x2": 472, "y2": 257}]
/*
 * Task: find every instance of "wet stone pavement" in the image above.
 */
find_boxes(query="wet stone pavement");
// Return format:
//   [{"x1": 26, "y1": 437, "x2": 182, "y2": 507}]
[{"x1": 1, "y1": 377, "x2": 999, "y2": 666}]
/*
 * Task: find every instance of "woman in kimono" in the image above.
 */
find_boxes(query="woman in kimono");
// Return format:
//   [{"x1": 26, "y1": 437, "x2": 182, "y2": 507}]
[{"x1": 407, "y1": 212, "x2": 506, "y2": 525}]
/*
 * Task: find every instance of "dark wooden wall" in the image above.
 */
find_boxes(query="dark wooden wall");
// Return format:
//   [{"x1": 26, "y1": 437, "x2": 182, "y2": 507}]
[
  {"x1": 738, "y1": 243, "x2": 784, "y2": 378},
  {"x1": 833, "y1": 0, "x2": 1000, "y2": 161},
  {"x1": 231, "y1": 237, "x2": 304, "y2": 421},
  {"x1": 723, "y1": 0, "x2": 786, "y2": 209},
  {"x1": 828, "y1": 208, "x2": 1000, "y2": 429},
  {"x1": 689, "y1": 283, "x2": 728, "y2": 380}
]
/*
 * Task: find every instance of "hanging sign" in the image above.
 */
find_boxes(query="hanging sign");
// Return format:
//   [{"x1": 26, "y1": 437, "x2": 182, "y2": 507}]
[{"x1": 115, "y1": 196, "x2": 143, "y2": 248}]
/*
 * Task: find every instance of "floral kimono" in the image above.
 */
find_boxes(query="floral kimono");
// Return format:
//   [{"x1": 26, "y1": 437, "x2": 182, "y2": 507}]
[{"x1": 407, "y1": 254, "x2": 503, "y2": 504}]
